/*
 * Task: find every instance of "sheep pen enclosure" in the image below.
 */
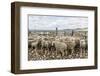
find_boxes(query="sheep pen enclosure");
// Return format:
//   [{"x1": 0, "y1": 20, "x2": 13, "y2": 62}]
[{"x1": 28, "y1": 15, "x2": 88, "y2": 61}]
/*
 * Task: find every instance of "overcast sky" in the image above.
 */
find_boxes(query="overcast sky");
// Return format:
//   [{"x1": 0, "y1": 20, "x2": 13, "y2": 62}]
[{"x1": 28, "y1": 15, "x2": 88, "y2": 31}]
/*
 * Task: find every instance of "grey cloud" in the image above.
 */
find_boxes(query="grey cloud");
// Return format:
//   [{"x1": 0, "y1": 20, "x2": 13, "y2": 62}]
[{"x1": 29, "y1": 15, "x2": 88, "y2": 30}]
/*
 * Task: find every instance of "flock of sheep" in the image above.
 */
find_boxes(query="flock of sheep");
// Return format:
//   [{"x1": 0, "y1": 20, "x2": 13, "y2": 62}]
[{"x1": 28, "y1": 33, "x2": 88, "y2": 61}]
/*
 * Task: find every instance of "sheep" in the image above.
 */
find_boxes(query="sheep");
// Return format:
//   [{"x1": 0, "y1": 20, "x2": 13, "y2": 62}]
[
  {"x1": 64, "y1": 37, "x2": 81, "y2": 56},
  {"x1": 28, "y1": 41, "x2": 32, "y2": 49},
  {"x1": 28, "y1": 39, "x2": 37, "y2": 49},
  {"x1": 64, "y1": 37, "x2": 76, "y2": 55},
  {"x1": 52, "y1": 41, "x2": 67, "y2": 57},
  {"x1": 49, "y1": 41, "x2": 56, "y2": 52},
  {"x1": 80, "y1": 39, "x2": 88, "y2": 57},
  {"x1": 74, "y1": 39, "x2": 80, "y2": 54},
  {"x1": 31, "y1": 41, "x2": 38, "y2": 50},
  {"x1": 40, "y1": 40, "x2": 49, "y2": 56},
  {"x1": 37, "y1": 39, "x2": 42, "y2": 50}
]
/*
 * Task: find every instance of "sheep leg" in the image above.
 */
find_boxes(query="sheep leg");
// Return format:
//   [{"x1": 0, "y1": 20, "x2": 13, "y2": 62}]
[
  {"x1": 80, "y1": 48, "x2": 83, "y2": 58},
  {"x1": 71, "y1": 49, "x2": 74, "y2": 56},
  {"x1": 83, "y1": 49, "x2": 86, "y2": 58},
  {"x1": 61, "y1": 50, "x2": 65, "y2": 57},
  {"x1": 65, "y1": 50, "x2": 68, "y2": 56}
]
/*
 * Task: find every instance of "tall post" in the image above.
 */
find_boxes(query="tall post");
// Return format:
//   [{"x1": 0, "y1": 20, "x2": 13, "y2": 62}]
[
  {"x1": 72, "y1": 30, "x2": 74, "y2": 36},
  {"x1": 64, "y1": 31, "x2": 66, "y2": 36},
  {"x1": 56, "y1": 27, "x2": 58, "y2": 36}
]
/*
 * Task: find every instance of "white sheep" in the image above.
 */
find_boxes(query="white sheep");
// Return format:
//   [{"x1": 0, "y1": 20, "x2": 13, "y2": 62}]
[
  {"x1": 80, "y1": 39, "x2": 87, "y2": 54},
  {"x1": 52, "y1": 41, "x2": 67, "y2": 57}
]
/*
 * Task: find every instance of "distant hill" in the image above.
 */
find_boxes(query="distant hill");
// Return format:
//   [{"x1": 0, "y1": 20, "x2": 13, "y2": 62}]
[
  {"x1": 74, "y1": 27, "x2": 88, "y2": 32},
  {"x1": 29, "y1": 27, "x2": 88, "y2": 32}
]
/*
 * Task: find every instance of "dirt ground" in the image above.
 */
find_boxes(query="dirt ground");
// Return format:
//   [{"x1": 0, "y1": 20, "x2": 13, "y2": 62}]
[{"x1": 28, "y1": 48, "x2": 88, "y2": 61}]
